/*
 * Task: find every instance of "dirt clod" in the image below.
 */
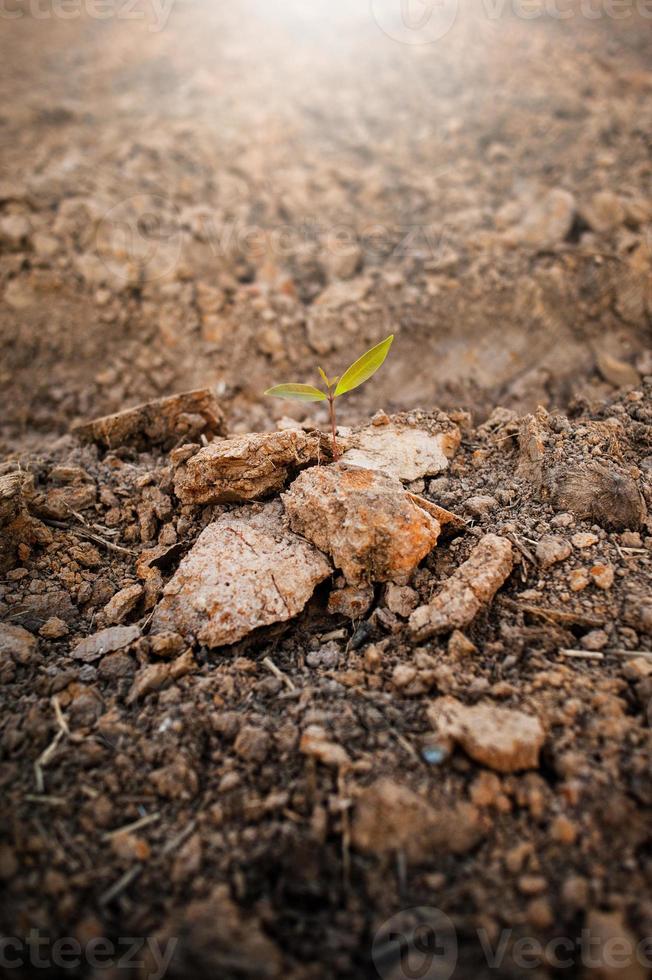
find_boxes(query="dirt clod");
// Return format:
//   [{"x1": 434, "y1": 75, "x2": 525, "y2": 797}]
[
  {"x1": 283, "y1": 463, "x2": 440, "y2": 585},
  {"x1": 428, "y1": 697, "x2": 546, "y2": 773},
  {"x1": 151, "y1": 502, "x2": 332, "y2": 647},
  {"x1": 71, "y1": 624, "x2": 140, "y2": 663},
  {"x1": 72, "y1": 389, "x2": 226, "y2": 451},
  {"x1": 174, "y1": 429, "x2": 326, "y2": 504},
  {"x1": 410, "y1": 534, "x2": 513, "y2": 640},
  {"x1": 352, "y1": 778, "x2": 483, "y2": 862}
]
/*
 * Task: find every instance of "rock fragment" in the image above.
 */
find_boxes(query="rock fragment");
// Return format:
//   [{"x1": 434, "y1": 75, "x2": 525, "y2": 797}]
[
  {"x1": 327, "y1": 583, "x2": 374, "y2": 619},
  {"x1": 39, "y1": 617, "x2": 69, "y2": 639},
  {"x1": 126, "y1": 649, "x2": 196, "y2": 704},
  {"x1": 384, "y1": 583, "x2": 419, "y2": 617},
  {"x1": 351, "y1": 778, "x2": 482, "y2": 862},
  {"x1": 464, "y1": 495, "x2": 497, "y2": 518},
  {"x1": 428, "y1": 696, "x2": 545, "y2": 773},
  {"x1": 101, "y1": 584, "x2": 143, "y2": 625},
  {"x1": 300, "y1": 725, "x2": 350, "y2": 768},
  {"x1": 36, "y1": 484, "x2": 97, "y2": 521},
  {"x1": 72, "y1": 388, "x2": 226, "y2": 451},
  {"x1": 340, "y1": 412, "x2": 460, "y2": 483},
  {"x1": 174, "y1": 430, "x2": 326, "y2": 505},
  {"x1": 572, "y1": 532, "x2": 598, "y2": 549},
  {"x1": 536, "y1": 535, "x2": 572, "y2": 568},
  {"x1": 0, "y1": 624, "x2": 38, "y2": 664},
  {"x1": 0, "y1": 472, "x2": 26, "y2": 527},
  {"x1": 505, "y1": 188, "x2": 576, "y2": 247},
  {"x1": 410, "y1": 535, "x2": 513, "y2": 640},
  {"x1": 590, "y1": 563, "x2": 615, "y2": 590},
  {"x1": 283, "y1": 463, "x2": 440, "y2": 585},
  {"x1": 71, "y1": 624, "x2": 140, "y2": 663},
  {"x1": 151, "y1": 503, "x2": 332, "y2": 647}
]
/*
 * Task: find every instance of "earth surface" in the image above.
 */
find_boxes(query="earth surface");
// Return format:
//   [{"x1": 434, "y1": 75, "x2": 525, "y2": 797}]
[{"x1": 1, "y1": 2, "x2": 651, "y2": 978}]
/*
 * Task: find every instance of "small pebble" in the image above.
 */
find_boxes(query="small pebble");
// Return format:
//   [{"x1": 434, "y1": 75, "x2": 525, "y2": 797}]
[
  {"x1": 39, "y1": 617, "x2": 69, "y2": 639},
  {"x1": 581, "y1": 629, "x2": 609, "y2": 651},
  {"x1": 590, "y1": 564, "x2": 614, "y2": 590},
  {"x1": 568, "y1": 568, "x2": 589, "y2": 592},
  {"x1": 571, "y1": 532, "x2": 598, "y2": 549}
]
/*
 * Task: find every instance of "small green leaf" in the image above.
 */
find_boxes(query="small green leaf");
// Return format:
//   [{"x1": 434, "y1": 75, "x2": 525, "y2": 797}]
[
  {"x1": 333, "y1": 334, "x2": 394, "y2": 397},
  {"x1": 265, "y1": 383, "x2": 327, "y2": 402},
  {"x1": 317, "y1": 367, "x2": 331, "y2": 388}
]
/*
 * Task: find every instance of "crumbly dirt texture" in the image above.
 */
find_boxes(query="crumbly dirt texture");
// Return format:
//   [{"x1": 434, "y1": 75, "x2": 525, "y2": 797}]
[{"x1": 1, "y1": 4, "x2": 652, "y2": 979}]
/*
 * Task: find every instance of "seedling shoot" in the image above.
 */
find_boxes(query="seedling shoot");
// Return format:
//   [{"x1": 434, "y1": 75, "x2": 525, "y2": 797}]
[{"x1": 265, "y1": 335, "x2": 394, "y2": 459}]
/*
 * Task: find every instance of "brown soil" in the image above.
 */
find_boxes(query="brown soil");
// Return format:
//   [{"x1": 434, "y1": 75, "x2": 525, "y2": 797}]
[{"x1": 1, "y1": 3, "x2": 651, "y2": 978}]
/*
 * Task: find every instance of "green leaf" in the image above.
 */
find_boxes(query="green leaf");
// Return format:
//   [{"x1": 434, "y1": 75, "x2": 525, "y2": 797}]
[
  {"x1": 317, "y1": 367, "x2": 331, "y2": 388},
  {"x1": 333, "y1": 335, "x2": 394, "y2": 398},
  {"x1": 265, "y1": 383, "x2": 327, "y2": 402}
]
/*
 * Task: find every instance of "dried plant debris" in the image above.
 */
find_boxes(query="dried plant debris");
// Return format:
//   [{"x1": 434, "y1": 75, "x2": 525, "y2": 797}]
[
  {"x1": 518, "y1": 408, "x2": 647, "y2": 530},
  {"x1": 552, "y1": 461, "x2": 646, "y2": 532},
  {"x1": 282, "y1": 462, "x2": 440, "y2": 585},
  {"x1": 151, "y1": 502, "x2": 332, "y2": 647},
  {"x1": 72, "y1": 389, "x2": 226, "y2": 451}
]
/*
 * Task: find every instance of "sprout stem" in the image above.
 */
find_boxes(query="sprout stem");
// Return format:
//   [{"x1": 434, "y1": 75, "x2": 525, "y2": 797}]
[{"x1": 328, "y1": 392, "x2": 339, "y2": 460}]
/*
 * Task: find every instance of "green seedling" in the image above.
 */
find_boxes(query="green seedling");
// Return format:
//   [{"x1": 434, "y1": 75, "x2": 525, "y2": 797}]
[{"x1": 265, "y1": 334, "x2": 394, "y2": 460}]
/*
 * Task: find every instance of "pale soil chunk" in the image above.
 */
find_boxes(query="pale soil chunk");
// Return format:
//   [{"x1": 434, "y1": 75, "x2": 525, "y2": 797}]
[
  {"x1": 101, "y1": 584, "x2": 143, "y2": 625},
  {"x1": 536, "y1": 534, "x2": 572, "y2": 568},
  {"x1": 327, "y1": 582, "x2": 374, "y2": 619},
  {"x1": 590, "y1": 563, "x2": 615, "y2": 590},
  {"x1": 300, "y1": 725, "x2": 351, "y2": 768},
  {"x1": 351, "y1": 778, "x2": 483, "y2": 862},
  {"x1": 174, "y1": 429, "x2": 326, "y2": 504},
  {"x1": 282, "y1": 463, "x2": 440, "y2": 585},
  {"x1": 72, "y1": 388, "x2": 226, "y2": 450},
  {"x1": 384, "y1": 583, "x2": 419, "y2": 617},
  {"x1": 428, "y1": 696, "x2": 545, "y2": 773},
  {"x1": 126, "y1": 648, "x2": 196, "y2": 704},
  {"x1": 0, "y1": 623, "x2": 37, "y2": 663},
  {"x1": 0, "y1": 472, "x2": 26, "y2": 527},
  {"x1": 410, "y1": 534, "x2": 513, "y2": 640},
  {"x1": 340, "y1": 411, "x2": 460, "y2": 483},
  {"x1": 151, "y1": 502, "x2": 332, "y2": 647},
  {"x1": 503, "y1": 187, "x2": 576, "y2": 247},
  {"x1": 71, "y1": 624, "x2": 140, "y2": 663}
]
